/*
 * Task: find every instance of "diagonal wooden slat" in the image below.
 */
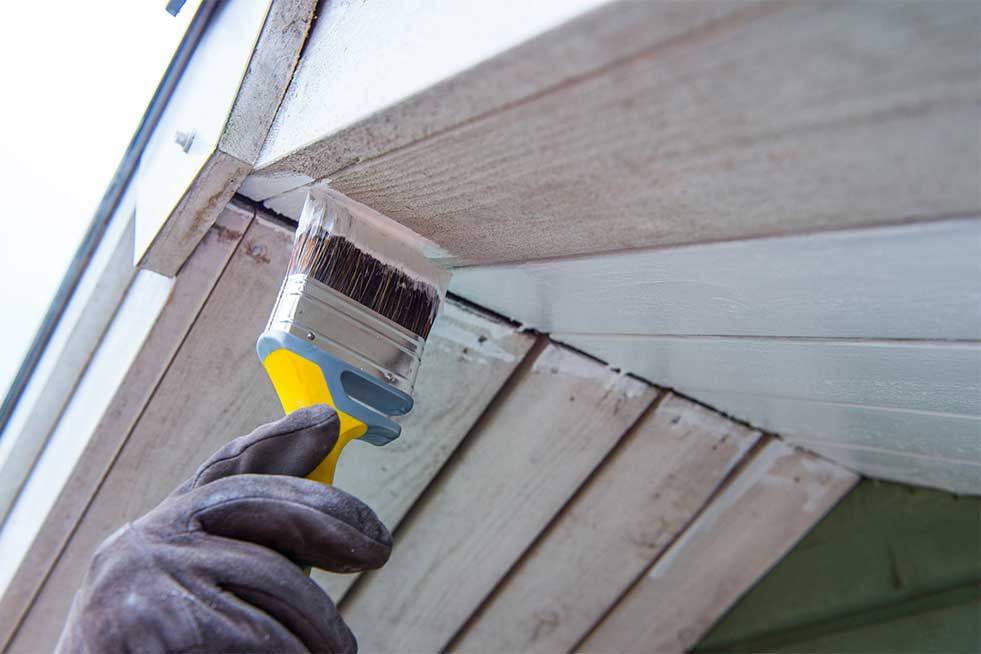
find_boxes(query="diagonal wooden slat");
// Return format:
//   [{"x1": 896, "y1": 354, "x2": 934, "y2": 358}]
[
  {"x1": 314, "y1": 302, "x2": 536, "y2": 601},
  {"x1": 451, "y1": 393, "x2": 761, "y2": 653},
  {"x1": 340, "y1": 343, "x2": 658, "y2": 653},
  {"x1": 0, "y1": 203, "x2": 253, "y2": 652},
  {"x1": 577, "y1": 439, "x2": 858, "y2": 654}
]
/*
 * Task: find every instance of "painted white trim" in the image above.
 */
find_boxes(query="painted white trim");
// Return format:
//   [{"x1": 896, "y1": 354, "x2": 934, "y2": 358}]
[
  {"x1": 0, "y1": 194, "x2": 137, "y2": 525},
  {"x1": 0, "y1": 271, "x2": 173, "y2": 596}
]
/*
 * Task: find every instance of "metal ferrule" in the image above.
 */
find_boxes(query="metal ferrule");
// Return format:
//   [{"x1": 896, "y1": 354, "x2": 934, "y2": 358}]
[{"x1": 266, "y1": 274, "x2": 425, "y2": 395}]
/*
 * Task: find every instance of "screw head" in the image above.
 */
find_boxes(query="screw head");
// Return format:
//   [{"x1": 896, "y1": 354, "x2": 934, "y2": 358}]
[
  {"x1": 174, "y1": 129, "x2": 195, "y2": 153},
  {"x1": 305, "y1": 332, "x2": 315, "y2": 341}
]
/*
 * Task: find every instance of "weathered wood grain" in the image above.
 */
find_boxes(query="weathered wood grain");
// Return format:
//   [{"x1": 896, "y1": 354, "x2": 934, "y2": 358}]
[
  {"x1": 452, "y1": 217, "x2": 981, "y2": 340},
  {"x1": 340, "y1": 344, "x2": 657, "y2": 653},
  {"x1": 138, "y1": 0, "x2": 316, "y2": 276},
  {"x1": 245, "y1": 0, "x2": 750, "y2": 198},
  {"x1": 4, "y1": 213, "x2": 284, "y2": 653},
  {"x1": 557, "y1": 335, "x2": 981, "y2": 418},
  {"x1": 313, "y1": 302, "x2": 536, "y2": 601},
  {"x1": 0, "y1": 204, "x2": 253, "y2": 651},
  {"x1": 451, "y1": 394, "x2": 761, "y2": 654},
  {"x1": 263, "y1": 2, "x2": 981, "y2": 265},
  {"x1": 577, "y1": 439, "x2": 858, "y2": 654}
]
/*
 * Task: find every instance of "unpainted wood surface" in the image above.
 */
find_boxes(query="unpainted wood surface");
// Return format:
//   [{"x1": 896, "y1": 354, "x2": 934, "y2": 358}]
[
  {"x1": 578, "y1": 439, "x2": 858, "y2": 654},
  {"x1": 340, "y1": 344, "x2": 657, "y2": 653},
  {"x1": 245, "y1": 0, "x2": 747, "y2": 198},
  {"x1": 452, "y1": 394, "x2": 761, "y2": 654},
  {"x1": 138, "y1": 0, "x2": 316, "y2": 277},
  {"x1": 5, "y1": 214, "x2": 285, "y2": 653},
  {"x1": 0, "y1": 204, "x2": 252, "y2": 651},
  {"x1": 262, "y1": 2, "x2": 981, "y2": 265},
  {"x1": 452, "y1": 218, "x2": 981, "y2": 340},
  {"x1": 314, "y1": 302, "x2": 536, "y2": 601}
]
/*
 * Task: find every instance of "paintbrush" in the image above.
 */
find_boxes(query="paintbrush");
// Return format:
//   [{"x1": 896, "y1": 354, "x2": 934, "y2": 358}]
[{"x1": 257, "y1": 188, "x2": 450, "y2": 484}]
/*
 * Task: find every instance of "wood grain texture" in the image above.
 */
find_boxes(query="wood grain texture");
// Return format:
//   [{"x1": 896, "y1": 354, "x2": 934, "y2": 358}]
[
  {"x1": 451, "y1": 394, "x2": 761, "y2": 654},
  {"x1": 313, "y1": 302, "x2": 536, "y2": 601},
  {"x1": 264, "y1": 1, "x2": 981, "y2": 265},
  {"x1": 0, "y1": 204, "x2": 252, "y2": 651},
  {"x1": 4, "y1": 213, "x2": 282, "y2": 654},
  {"x1": 578, "y1": 439, "x2": 858, "y2": 654},
  {"x1": 244, "y1": 0, "x2": 748, "y2": 198},
  {"x1": 692, "y1": 391, "x2": 981, "y2": 463},
  {"x1": 452, "y1": 217, "x2": 981, "y2": 340},
  {"x1": 138, "y1": 0, "x2": 316, "y2": 277},
  {"x1": 340, "y1": 344, "x2": 657, "y2": 654},
  {"x1": 556, "y1": 335, "x2": 981, "y2": 417}
]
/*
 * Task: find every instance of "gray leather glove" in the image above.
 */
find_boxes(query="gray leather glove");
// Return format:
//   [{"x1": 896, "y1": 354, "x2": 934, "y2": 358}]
[{"x1": 56, "y1": 405, "x2": 392, "y2": 654}]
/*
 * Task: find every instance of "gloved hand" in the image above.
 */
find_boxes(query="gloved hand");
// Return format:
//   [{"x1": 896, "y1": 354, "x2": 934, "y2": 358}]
[{"x1": 56, "y1": 405, "x2": 392, "y2": 654}]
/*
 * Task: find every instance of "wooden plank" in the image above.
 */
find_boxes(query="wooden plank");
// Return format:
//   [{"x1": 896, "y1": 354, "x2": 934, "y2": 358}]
[
  {"x1": 556, "y1": 335, "x2": 981, "y2": 417},
  {"x1": 263, "y1": 2, "x2": 980, "y2": 265},
  {"x1": 451, "y1": 394, "x2": 761, "y2": 654},
  {"x1": 692, "y1": 391, "x2": 981, "y2": 463},
  {"x1": 0, "y1": 204, "x2": 252, "y2": 651},
  {"x1": 452, "y1": 217, "x2": 981, "y2": 340},
  {"x1": 577, "y1": 439, "x2": 858, "y2": 654},
  {"x1": 244, "y1": 0, "x2": 749, "y2": 199},
  {"x1": 340, "y1": 343, "x2": 657, "y2": 653},
  {"x1": 137, "y1": 0, "x2": 316, "y2": 276},
  {"x1": 313, "y1": 301, "x2": 536, "y2": 601},
  {"x1": 4, "y1": 210, "x2": 276, "y2": 653}
]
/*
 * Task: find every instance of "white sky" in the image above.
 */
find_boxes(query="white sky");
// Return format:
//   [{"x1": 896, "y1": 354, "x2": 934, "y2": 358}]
[{"x1": 0, "y1": 2, "x2": 197, "y2": 402}]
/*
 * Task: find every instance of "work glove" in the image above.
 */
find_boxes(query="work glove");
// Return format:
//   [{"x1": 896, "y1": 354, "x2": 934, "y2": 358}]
[{"x1": 56, "y1": 405, "x2": 392, "y2": 654}]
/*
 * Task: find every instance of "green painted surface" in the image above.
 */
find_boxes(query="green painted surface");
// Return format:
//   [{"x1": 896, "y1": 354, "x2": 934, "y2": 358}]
[{"x1": 695, "y1": 479, "x2": 980, "y2": 653}]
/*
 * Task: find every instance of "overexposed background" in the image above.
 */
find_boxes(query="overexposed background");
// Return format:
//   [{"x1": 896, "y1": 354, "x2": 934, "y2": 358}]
[{"x1": 0, "y1": 1, "x2": 198, "y2": 402}]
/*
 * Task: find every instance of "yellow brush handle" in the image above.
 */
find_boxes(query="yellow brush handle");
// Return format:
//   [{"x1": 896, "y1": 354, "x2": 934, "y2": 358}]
[{"x1": 262, "y1": 349, "x2": 367, "y2": 484}]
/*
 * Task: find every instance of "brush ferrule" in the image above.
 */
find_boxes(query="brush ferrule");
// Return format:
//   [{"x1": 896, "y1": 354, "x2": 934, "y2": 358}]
[{"x1": 267, "y1": 274, "x2": 425, "y2": 395}]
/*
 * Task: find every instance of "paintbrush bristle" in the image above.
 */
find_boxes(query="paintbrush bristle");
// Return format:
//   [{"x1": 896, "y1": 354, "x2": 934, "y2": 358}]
[{"x1": 288, "y1": 231, "x2": 442, "y2": 339}]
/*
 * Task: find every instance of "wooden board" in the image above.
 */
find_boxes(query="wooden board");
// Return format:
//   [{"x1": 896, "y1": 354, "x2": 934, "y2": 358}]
[
  {"x1": 451, "y1": 394, "x2": 761, "y2": 654},
  {"x1": 0, "y1": 204, "x2": 252, "y2": 651},
  {"x1": 4, "y1": 214, "x2": 286, "y2": 653},
  {"x1": 244, "y1": 0, "x2": 748, "y2": 198},
  {"x1": 452, "y1": 217, "x2": 981, "y2": 340},
  {"x1": 340, "y1": 343, "x2": 657, "y2": 653},
  {"x1": 137, "y1": 0, "x2": 316, "y2": 276},
  {"x1": 692, "y1": 391, "x2": 981, "y2": 463},
  {"x1": 259, "y1": 1, "x2": 980, "y2": 265},
  {"x1": 556, "y1": 335, "x2": 981, "y2": 418},
  {"x1": 313, "y1": 302, "x2": 536, "y2": 600},
  {"x1": 578, "y1": 439, "x2": 858, "y2": 654}
]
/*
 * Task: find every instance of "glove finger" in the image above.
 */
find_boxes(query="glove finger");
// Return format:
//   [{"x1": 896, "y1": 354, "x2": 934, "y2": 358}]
[
  {"x1": 175, "y1": 405, "x2": 339, "y2": 494},
  {"x1": 183, "y1": 474, "x2": 392, "y2": 572},
  {"x1": 176, "y1": 533, "x2": 356, "y2": 653}
]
